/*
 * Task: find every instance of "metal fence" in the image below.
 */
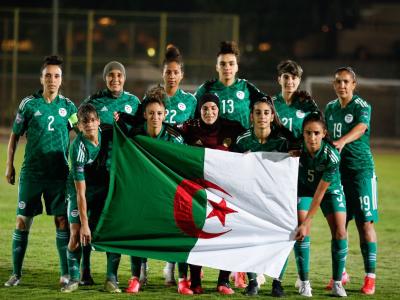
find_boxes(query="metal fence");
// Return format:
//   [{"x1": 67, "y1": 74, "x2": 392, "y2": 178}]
[{"x1": 0, "y1": 8, "x2": 239, "y2": 126}]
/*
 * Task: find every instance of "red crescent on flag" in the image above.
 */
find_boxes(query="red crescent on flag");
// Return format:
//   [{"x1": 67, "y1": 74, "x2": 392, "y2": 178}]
[{"x1": 173, "y1": 179, "x2": 232, "y2": 239}]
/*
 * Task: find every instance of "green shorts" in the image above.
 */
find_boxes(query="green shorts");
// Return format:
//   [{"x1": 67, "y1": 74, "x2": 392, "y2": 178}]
[
  {"x1": 342, "y1": 173, "x2": 378, "y2": 223},
  {"x1": 298, "y1": 188, "x2": 346, "y2": 217},
  {"x1": 66, "y1": 182, "x2": 108, "y2": 227},
  {"x1": 17, "y1": 177, "x2": 67, "y2": 217}
]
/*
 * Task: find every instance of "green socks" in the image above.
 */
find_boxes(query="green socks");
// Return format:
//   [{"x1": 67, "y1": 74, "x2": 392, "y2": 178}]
[
  {"x1": 279, "y1": 257, "x2": 289, "y2": 280},
  {"x1": 106, "y1": 252, "x2": 121, "y2": 281},
  {"x1": 361, "y1": 242, "x2": 377, "y2": 274},
  {"x1": 56, "y1": 228, "x2": 69, "y2": 276},
  {"x1": 332, "y1": 239, "x2": 348, "y2": 281},
  {"x1": 294, "y1": 236, "x2": 310, "y2": 281},
  {"x1": 12, "y1": 229, "x2": 29, "y2": 277},
  {"x1": 67, "y1": 248, "x2": 81, "y2": 281}
]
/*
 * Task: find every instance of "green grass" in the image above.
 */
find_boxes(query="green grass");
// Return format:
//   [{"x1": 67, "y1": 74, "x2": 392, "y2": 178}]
[{"x1": 0, "y1": 142, "x2": 399, "y2": 299}]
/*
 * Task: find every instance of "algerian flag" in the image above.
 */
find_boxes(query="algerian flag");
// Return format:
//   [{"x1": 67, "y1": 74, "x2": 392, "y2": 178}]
[{"x1": 92, "y1": 125, "x2": 298, "y2": 278}]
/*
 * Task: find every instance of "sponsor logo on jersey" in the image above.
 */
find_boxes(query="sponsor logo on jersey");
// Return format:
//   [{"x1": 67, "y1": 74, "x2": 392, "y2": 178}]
[
  {"x1": 34, "y1": 110, "x2": 42, "y2": 117},
  {"x1": 345, "y1": 114, "x2": 353, "y2": 123},
  {"x1": 76, "y1": 166, "x2": 84, "y2": 173},
  {"x1": 236, "y1": 91, "x2": 245, "y2": 100},
  {"x1": 124, "y1": 104, "x2": 132, "y2": 113},
  {"x1": 178, "y1": 102, "x2": 186, "y2": 111},
  {"x1": 366, "y1": 211, "x2": 372, "y2": 217},
  {"x1": 15, "y1": 113, "x2": 24, "y2": 123},
  {"x1": 87, "y1": 159, "x2": 94, "y2": 164},
  {"x1": 59, "y1": 108, "x2": 67, "y2": 117},
  {"x1": 296, "y1": 110, "x2": 305, "y2": 118},
  {"x1": 18, "y1": 201, "x2": 26, "y2": 209},
  {"x1": 101, "y1": 106, "x2": 108, "y2": 112},
  {"x1": 339, "y1": 203, "x2": 345, "y2": 208},
  {"x1": 223, "y1": 138, "x2": 232, "y2": 148},
  {"x1": 329, "y1": 115, "x2": 333, "y2": 121},
  {"x1": 195, "y1": 140, "x2": 203, "y2": 146},
  {"x1": 71, "y1": 209, "x2": 79, "y2": 218}
]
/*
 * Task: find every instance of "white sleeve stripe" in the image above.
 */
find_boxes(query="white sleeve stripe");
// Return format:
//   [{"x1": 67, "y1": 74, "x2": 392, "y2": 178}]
[
  {"x1": 236, "y1": 131, "x2": 251, "y2": 144},
  {"x1": 19, "y1": 96, "x2": 34, "y2": 110}
]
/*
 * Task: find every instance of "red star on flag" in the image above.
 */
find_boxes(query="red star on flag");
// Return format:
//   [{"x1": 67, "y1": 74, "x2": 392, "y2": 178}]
[{"x1": 206, "y1": 199, "x2": 237, "y2": 226}]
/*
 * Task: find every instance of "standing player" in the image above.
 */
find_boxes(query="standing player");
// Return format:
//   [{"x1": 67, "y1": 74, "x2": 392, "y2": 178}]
[
  {"x1": 272, "y1": 60, "x2": 319, "y2": 297},
  {"x1": 325, "y1": 67, "x2": 378, "y2": 295},
  {"x1": 233, "y1": 96, "x2": 290, "y2": 296},
  {"x1": 4, "y1": 55, "x2": 77, "y2": 287},
  {"x1": 81, "y1": 61, "x2": 141, "y2": 292},
  {"x1": 161, "y1": 45, "x2": 197, "y2": 286},
  {"x1": 195, "y1": 41, "x2": 264, "y2": 129},
  {"x1": 61, "y1": 104, "x2": 108, "y2": 293},
  {"x1": 295, "y1": 111, "x2": 348, "y2": 297}
]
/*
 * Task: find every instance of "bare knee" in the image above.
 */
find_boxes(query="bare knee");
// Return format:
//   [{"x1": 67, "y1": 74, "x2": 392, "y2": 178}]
[
  {"x1": 54, "y1": 215, "x2": 68, "y2": 230},
  {"x1": 68, "y1": 224, "x2": 81, "y2": 251},
  {"x1": 358, "y1": 221, "x2": 376, "y2": 242},
  {"x1": 16, "y1": 215, "x2": 33, "y2": 231},
  {"x1": 335, "y1": 226, "x2": 347, "y2": 240}
]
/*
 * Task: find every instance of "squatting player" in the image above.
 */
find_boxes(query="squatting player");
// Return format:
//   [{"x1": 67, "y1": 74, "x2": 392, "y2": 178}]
[
  {"x1": 4, "y1": 55, "x2": 77, "y2": 288},
  {"x1": 325, "y1": 67, "x2": 378, "y2": 295}
]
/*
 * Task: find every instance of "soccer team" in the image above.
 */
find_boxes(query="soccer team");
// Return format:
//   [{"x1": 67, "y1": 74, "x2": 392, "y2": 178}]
[{"x1": 4, "y1": 41, "x2": 378, "y2": 297}]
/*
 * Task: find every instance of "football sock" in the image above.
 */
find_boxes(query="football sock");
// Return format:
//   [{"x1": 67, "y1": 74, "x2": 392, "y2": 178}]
[
  {"x1": 247, "y1": 272, "x2": 257, "y2": 281},
  {"x1": 178, "y1": 262, "x2": 188, "y2": 279},
  {"x1": 67, "y1": 247, "x2": 81, "y2": 281},
  {"x1": 56, "y1": 228, "x2": 69, "y2": 276},
  {"x1": 279, "y1": 257, "x2": 289, "y2": 280},
  {"x1": 294, "y1": 236, "x2": 310, "y2": 281},
  {"x1": 189, "y1": 265, "x2": 202, "y2": 287},
  {"x1": 361, "y1": 242, "x2": 377, "y2": 274},
  {"x1": 12, "y1": 229, "x2": 29, "y2": 277},
  {"x1": 81, "y1": 244, "x2": 92, "y2": 275},
  {"x1": 130, "y1": 256, "x2": 142, "y2": 277},
  {"x1": 106, "y1": 252, "x2": 121, "y2": 282},
  {"x1": 332, "y1": 239, "x2": 348, "y2": 281},
  {"x1": 217, "y1": 270, "x2": 230, "y2": 285}
]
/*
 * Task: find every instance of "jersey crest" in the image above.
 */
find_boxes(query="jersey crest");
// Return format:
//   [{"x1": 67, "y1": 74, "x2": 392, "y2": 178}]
[
  {"x1": 59, "y1": 108, "x2": 67, "y2": 117},
  {"x1": 177, "y1": 102, "x2": 186, "y2": 111},
  {"x1": 345, "y1": 114, "x2": 353, "y2": 123},
  {"x1": 236, "y1": 91, "x2": 245, "y2": 99}
]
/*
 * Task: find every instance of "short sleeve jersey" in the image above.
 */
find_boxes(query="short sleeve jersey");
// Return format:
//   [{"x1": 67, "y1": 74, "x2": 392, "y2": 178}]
[
  {"x1": 165, "y1": 89, "x2": 197, "y2": 124},
  {"x1": 142, "y1": 122, "x2": 184, "y2": 144},
  {"x1": 324, "y1": 95, "x2": 374, "y2": 176},
  {"x1": 82, "y1": 89, "x2": 141, "y2": 125},
  {"x1": 273, "y1": 93, "x2": 318, "y2": 140},
  {"x1": 234, "y1": 128, "x2": 289, "y2": 153},
  {"x1": 298, "y1": 140, "x2": 342, "y2": 196},
  {"x1": 195, "y1": 79, "x2": 264, "y2": 129},
  {"x1": 13, "y1": 92, "x2": 77, "y2": 180}
]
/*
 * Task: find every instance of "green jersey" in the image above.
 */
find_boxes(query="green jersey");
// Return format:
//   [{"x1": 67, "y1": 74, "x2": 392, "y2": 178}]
[
  {"x1": 324, "y1": 95, "x2": 374, "y2": 177},
  {"x1": 13, "y1": 92, "x2": 77, "y2": 180},
  {"x1": 195, "y1": 78, "x2": 264, "y2": 129},
  {"x1": 82, "y1": 89, "x2": 141, "y2": 125},
  {"x1": 234, "y1": 128, "x2": 289, "y2": 153},
  {"x1": 165, "y1": 89, "x2": 197, "y2": 124},
  {"x1": 298, "y1": 140, "x2": 342, "y2": 196},
  {"x1": 273, "y1": 93, "x2": 318, "y2": 140},
  {"x1": 141, "y1": 122, "x2": 184, "y2": 144}
]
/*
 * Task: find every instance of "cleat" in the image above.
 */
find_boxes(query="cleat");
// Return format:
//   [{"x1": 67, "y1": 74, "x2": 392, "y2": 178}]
[
  {"x1": 332, "y1": 281, "x2": 347, "y2": 297},
  {"x1": 79, "y1": 272, "x2": 95, "y2": 286},
  {"x1": 271, "y1": 279, "x2": 285, "y2": 297},
  {"x1": 163, "y1": 262, "x2": 177, "y2": 286},
  {"x1": 361, "y1": 276, "x2": 375, "y2": 295},
  {"x1": 326, "y1": 271, "x2": 349, "y2": 290},
  {"x1": 178, "y1": 279, "x2": 193, "y2": 295},
  {"x1": 295, "y1": 276, "x2": 301, "y2": 289},
  {"x1": 104, "y1": 279, "x2": 121, "y2": 293},
  {"x1": 256, "y1": 273, "x2": 266, "y2": 287},
  {"x1": 191, "y1": 285, "x2": 204, "y2": 294},
  {"x1": 61, "y1": 280, "x2": 79, "y2": 293},
  {"x1": 139, "y1": 262, "x2": 148, "y2": 286},
  {"x1": 298, "y1": 280, "x2": 312, "y2": 297},
  {"x1": 4, "y1": 275, "x2": 20, "y2": 287},
  {"x1": 126, "y1": 277, "x2": 140, "y2": 293},
  {"x1": 234, "y1": 272, "x2": 247, "y2": 288},
  {"x1": 244, "y1": 280, "x2": 258, "y2": 296},
  {"x1": 59, "y1": 275, "x2": 70, "y2": 288},
  {"x1": 217, "y1": 282, "x2": 235, "y2": 295}
]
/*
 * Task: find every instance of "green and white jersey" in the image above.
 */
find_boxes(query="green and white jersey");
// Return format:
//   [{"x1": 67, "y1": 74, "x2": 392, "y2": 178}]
[
  {"x1": 234, "y1": 128, "x2": 289, "y2": 153},
  {"x1": 165, "y1": 89, "x2": 197, "y2": 124},
  {"x1": 82, "y1": 89, "x2": 141, "y2": 125},
  {"x1": 298, "y1": 140, "x2": 342, "y2": 196},
  {"x1": 273, "y1": 93, "x2": 318, "y2": 140},
  {"x1": 195, "y1": 78, "x2": 264, "y2": 129},
  {"x1": 68, "y1": 130, "x2": 101, "y2": 184},
  {"x1": 13, "y1": 92, "x2": 77, "y2": 180},
  {"x1": 141, "y1": 122, "x2": 184, "y2": 144},
  {"x1": 325, "y1": 95, "x2": 374, "y2": 177}
]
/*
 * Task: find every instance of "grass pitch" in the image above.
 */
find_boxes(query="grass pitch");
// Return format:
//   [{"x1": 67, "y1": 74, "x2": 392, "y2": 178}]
[{"x1": 0, "y1": 142, "x2": 399, "y2": 299}]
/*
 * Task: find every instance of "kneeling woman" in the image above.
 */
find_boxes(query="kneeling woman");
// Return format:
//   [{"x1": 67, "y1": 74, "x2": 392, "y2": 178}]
[{"x1": 295, "y1": 111, "x2": 348, "y2": 297}]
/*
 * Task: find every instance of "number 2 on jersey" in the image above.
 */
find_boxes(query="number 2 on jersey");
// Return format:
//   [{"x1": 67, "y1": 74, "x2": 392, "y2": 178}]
[
  {"x1": 282, "y1": 117, "x2": 293, "y2": 132},
  {"x1": 165, "y1": 109, "x2": 177, "y2": 124},
  {"x1": 221, "y1": 99, "x2": 234, "y2": 114},
  {"x1": 48, "y1": 115, "x2": 55, "y2": 131}
]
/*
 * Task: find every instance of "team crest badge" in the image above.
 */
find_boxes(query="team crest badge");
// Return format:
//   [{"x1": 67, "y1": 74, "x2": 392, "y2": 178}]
[
  {"x1": 18, "y1": 201, "x2": 26, "y2": 209},
  {"x1": 345, "y1": 114, "x2": 353, "y2": 123},
  {"x1": 124, "y1": 105, "x2": 132, "y2": 113},
  {"x1": 236, "y1": 91, "x2": 245, "y2": 99},
  {"x1": 71, "y1": 209, "x2": 79, "y2": 218},
  {"x1": 178, "y1": 103, "x2": 186, "y2": 111},
  {"x1": 15, "y1": 113, "x2": 23, "y2": 123},
  {"x1": 59, "y1": 108, "x2": 67, "y2": 117},
  {"x1": 296, "y1": 110, "x2": 305, "y2": 118},
  {"x1": 223, "y1": 138, "x2": 232, "y2": 148}
]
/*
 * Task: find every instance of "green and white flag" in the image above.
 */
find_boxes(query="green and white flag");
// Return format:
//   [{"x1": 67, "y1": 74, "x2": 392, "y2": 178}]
[{"x1": 92, "y1": 125, "x2": 298, "y2": 278}]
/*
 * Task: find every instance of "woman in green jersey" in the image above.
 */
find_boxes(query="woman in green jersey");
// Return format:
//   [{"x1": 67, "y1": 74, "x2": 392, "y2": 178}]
[
  {"x1": 295, "y1": 111, "x2": 348, "y2": 297},
  {"x1": 5, "y1": 55, "x2": 77, "y2": 288}
]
